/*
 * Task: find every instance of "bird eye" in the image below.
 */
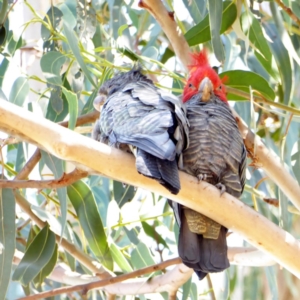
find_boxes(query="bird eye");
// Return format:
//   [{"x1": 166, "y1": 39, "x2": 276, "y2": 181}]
[{"x1": 188, "y1": 83, "x2": 194, "y2": 88}]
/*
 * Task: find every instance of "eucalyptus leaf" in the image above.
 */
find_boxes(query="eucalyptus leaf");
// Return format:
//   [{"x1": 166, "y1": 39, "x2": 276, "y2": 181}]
[
  {"x1": 131, "y1": 242, "x2": 156, "y2": 271},
  {"x1": 40, "y1": 51, "x2": 67, "y2": 86},
  {"x1": 12, "y1": 224, "x2": 56, "y2": 286},
  {"x1": 185, "y1": 1, "x2": 237, "y2": 46},
  {"x1": 113, "y1": 181, "x2": 135, "y2": 208},
  {"x1": 208, "y1": 0, "x2": 225, "y2": 62},
  {"x1": 67, "y1": 180, "x2": 113, "y2": 270},
  {"x1": 33, "y1": 244, "x2": 58, "y2": 287},
  {"x1": 220, "y1": 70, "x2": 275, "y2": 101},
  {"x1": 61, "y1": 86, "x2": 78, "y2": 130},
  {"x1": 110, "y1": 243, "x2": 133, "y2": 273},
  {"x1": 63, "y1": 22, "x2": 96, "y2": 87},
  {"x1": 0, "y1": 188, "x2": 15, "y2": 300},
  {"x1": 9, "y1": 77, "x2": 29, "y2": 106},
  {"x1": 40, "y1": 151, "x2": 67, "y2": 239}
]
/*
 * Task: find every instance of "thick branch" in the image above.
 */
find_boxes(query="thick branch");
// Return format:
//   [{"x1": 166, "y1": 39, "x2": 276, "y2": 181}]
[
  {"x1": 2, "y1": 169, "x2": 88, "y2": 189},
  {"x1": 140, "y1": 0, "x2": 300, "y2": 215},
  {"x1": 0, "y1": 101, "x2": 299, "y2": 279}
]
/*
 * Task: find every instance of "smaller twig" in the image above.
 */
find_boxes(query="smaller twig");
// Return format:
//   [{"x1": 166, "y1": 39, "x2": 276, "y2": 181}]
[
  {"x1": 0, "y1": 136, "x2": 19, "y2": 146},
  {"x1": 2, "y1": 168, "x2": 88, "y2": 189},
  {"x1": 14, "y1": 191, "x2": 113, "y2": 278},
  {"x1": 18, "y1": 258, "x2": 183, "y2": 300},
  {"x1": 169, "y1": 292, "x2": 177, "y2": 300},
  {"x1": 274, "y1": 0, "x2": 300, "y2": 27},
  {"x1": 14, "y1": 149, "x2": 41, "y2": 180},
  {"x1": 207, "y1": 274, "x2": 216, "y2": 300},
  {"x1": 59, "y1": 110, "x2": 99, "y2": 128},
  {"x1": 263, "y1": 198, "x2": 279, "y2": 207}
]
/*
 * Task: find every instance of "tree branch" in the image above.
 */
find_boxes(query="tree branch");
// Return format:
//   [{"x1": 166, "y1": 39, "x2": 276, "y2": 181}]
[
  {"x1": 1, "y1": 168, "x2": 88, "y2": 189},
  {"x1": 0, "y1": 101, "x2": 299, "y2": 280},
  {"x1": 274, "y1": 0, "x2": 300, "y2": 27},
  {"x1": 140, "y1": 0, "x2": 300, "y2": 215},
  {"x1": 18, "y1": 258, "x2": 189, "y2": 300},
  {"x1": 59, "y1": 110, "x2": 99, "y2": 128},
  {"x1": 138, "y1": 0, "x2": 191, "y2": 70}
]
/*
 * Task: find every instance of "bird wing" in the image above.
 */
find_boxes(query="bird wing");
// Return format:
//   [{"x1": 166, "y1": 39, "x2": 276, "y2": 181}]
[{"x1": 99, "y1": 81, "x2": 188, "y2": 161}]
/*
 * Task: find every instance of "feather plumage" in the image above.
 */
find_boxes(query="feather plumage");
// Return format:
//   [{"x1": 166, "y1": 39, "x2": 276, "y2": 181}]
[{"x1": 93, "y1": 68, "x2": 189, "y2": 194}]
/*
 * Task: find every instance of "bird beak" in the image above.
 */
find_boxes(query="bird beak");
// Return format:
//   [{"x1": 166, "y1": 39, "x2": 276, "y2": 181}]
[
  {"x1": 93, "y1": 94, "x2": 107, "y2": 112},
  {"x1": 198, "y1": 77, "x2": 213, "y2": 102}
]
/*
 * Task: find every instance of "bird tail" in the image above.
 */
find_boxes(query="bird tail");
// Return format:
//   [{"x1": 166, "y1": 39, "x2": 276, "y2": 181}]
[
  {"x1": 136, "y1": 149, "x2": 180, "y2": 194},
  {"x1": 173, "y1": 204, "x2": 229, "y2": 280}
]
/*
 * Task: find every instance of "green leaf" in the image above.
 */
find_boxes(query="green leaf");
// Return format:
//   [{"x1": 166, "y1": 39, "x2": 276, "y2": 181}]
[
  {"x1": 6, "y1": 29, "x2": 23, "y2": 56},
  {"x1": 81, "y1": 67, "x2": 113, "y2": 115},
  {"x1": 9, "y1": 77, "x2": 29, "y2": 106},
  {"x1": 291, "y1": 140, "x2": 300, "y2": 181},
  {"x1": 141, "y1": 221, "x2": 168, "y2": 248},
  {"x1": 113, "y1": 181, "x2": 135, "y2": 208},
  {"x1": 0, "y1": 57, "x2": 9, "y2": 88},
  {"x1": 182, "y1": 0, "x2": 207, "y2": 23},
  {"x1": 185, "y1": 1, "x2": 237, "y2": 46},
  {"x1": 208, "y1": 0, "x2": 225, "y2": 62},
  {"x1": 40, "y1": 151, "x2": 67, "y2": 239},
  {"x1": 219, "y1": 70, "x2": 275, "y2": 101},
  {"x1": 264, "y1": 266, "x2": 278, "y2": 299},
  {"x1": 67, "y1": 180, "x2": 113, "y2": 270},
  {"x1": 61, "y1": 87, "x2": 78, "y2": 130},
  {"x1": 41, "y1": 6, "x2": 63, "y2": 42},
  {"x1": 0, "y1": 189, "x2": 15, "y2": 300},
  {"x1": 255, "y1": 51, "x2": 280, "y2": 81},
  {"x1": 265, "y1": 10, "x2": 293, "y2": 105},
  {"x1": 49, "y1": 85, "x2": 63, "y2": 114},
  {"x1": 31, "y1": 205, "x2": 64, "y2": 237},
  {"x1": 12, "y1": 224, "x2": 56, "y2": 285},
  {"x1": 16, "y1": 143, "x2": 25, "y2": 172},
  {"x1": 110, "y1": 243, "x2": 133, "y2": 273},
  {"x1": 118, "y1": 24, "x2": 128, "y2": 37},
  {"x1": 131, "y1": 242, "x2": 156, "y2": 272},
  {"x1": 63, "y1": 22, "x2": 96, "y2": 87},
  {"x1": 240, "y1": 11, "x2": 272, "y2": 60},
  {"x1": 0, "y1": 0, "x2": 8, "y2": 25},
  {"x1": 59, "y1": 1, "x2": 77, "y2": 30},
  {"x1": 0, "y1": 26, "x2": 6, "y2": 46},
  {"x1": 190, "y1": 282, "x2": 198, "y2": 300},
  {"x1": 40, "y1": 51, "x2": 67, "y2": 85},
  {"x1": 33, "y1": 244, "x2": 58, "y2": 287},
  {"x1": 182, "y1": 277, "x2": 192, "y2": 300}
]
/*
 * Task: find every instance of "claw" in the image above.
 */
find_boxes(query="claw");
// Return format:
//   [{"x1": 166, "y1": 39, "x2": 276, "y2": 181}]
[
  {"x1": 197, "y1": 174, "x2": 207, "y2": 182},
  {"x1": 215, "y1": 183, "x2": 226, "y2": 195}
]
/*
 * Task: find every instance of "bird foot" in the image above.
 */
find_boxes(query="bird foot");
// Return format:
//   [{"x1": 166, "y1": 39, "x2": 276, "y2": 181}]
[
  {"x1": 197, "y1": 174, "x2": 207, "y2": 182},
  {"x1": 215, "y1": 183, "x2": 226, "y2": 195}
]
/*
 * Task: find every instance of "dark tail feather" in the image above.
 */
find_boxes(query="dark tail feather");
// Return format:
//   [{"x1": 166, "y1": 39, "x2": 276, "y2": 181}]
[
  {"x1": 136, "y1": 149, "x2": 180, "y2": 194},
  {"x1": 178, "y1": 211, "x2": 229, "y2": 280}
]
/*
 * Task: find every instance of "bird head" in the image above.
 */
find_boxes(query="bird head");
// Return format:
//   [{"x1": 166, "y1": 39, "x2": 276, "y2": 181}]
[{"x1": 182, "y1": 50, "x2": 227, "y2": 103}]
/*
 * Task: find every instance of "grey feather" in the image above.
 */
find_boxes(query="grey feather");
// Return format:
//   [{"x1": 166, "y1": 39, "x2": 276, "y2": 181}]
[
  {"x1": 169, "y1": 92, "x2": 246, "y2": 279},
  {"x1": 93, "y1": 67, "x2": 189, "y2": 194}
]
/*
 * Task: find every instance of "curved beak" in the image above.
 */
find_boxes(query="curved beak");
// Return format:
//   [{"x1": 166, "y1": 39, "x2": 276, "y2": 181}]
[
  {"x1": 93, "y1": 94, "x2": 107, "y2": 112},
  {"x1": 198, "y1": 77, "x2": 213, "y2": 102}
]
